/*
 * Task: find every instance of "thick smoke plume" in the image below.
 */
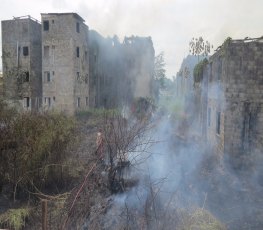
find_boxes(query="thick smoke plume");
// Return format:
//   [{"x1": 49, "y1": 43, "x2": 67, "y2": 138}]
[{"x1": 86, "y1": 77, "x2": 263, "y2": 230}]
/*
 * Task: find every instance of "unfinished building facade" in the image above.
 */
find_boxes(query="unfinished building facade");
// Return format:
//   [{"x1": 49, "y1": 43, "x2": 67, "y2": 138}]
[
  {"x1": 1, "y1": 16, "x2": 42, "y2": 110},
  {"x1": 41, "y1": 13, "x2": 89, "y2": 114},
  {"x1": 201, "y1": 38, "x2": 263, "y2": 162}
]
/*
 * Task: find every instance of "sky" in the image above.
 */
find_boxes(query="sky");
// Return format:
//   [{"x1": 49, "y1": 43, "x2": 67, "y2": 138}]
[{"x1": 0, "y1": 0, "x2": 263, "y2": 77}]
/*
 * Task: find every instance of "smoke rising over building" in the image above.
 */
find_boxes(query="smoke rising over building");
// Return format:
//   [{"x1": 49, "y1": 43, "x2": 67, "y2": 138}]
[
  {"x1": 175, "y1": 37, "x2": 263, "y2": 165},
  {"x1": 1, "y1": 13, "x2": 155, "y2": 114},
  {"x1": 202, "y1": 38, "x2": 263, "y2": 163}
]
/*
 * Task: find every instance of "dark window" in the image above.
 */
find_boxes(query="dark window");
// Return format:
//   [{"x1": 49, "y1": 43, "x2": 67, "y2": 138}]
[
  {"x1": 24, "y1": 71, "x2": 29, "y2": 82},
  {"x1": 44, "y1": 46, "x2": 49, "y2": 58},
  {"x1": 77, "y1": 72, "x2": 80, "y2": 81},
  {"x1": 45, "y1": 97, "x2": 51, "y2": 107},
  {"x1": 85, "y1": 51, "x2": 88, "y2": 60},
  {"x1": 24, "y1": 97, "x2": 30, "y2": 108},
  {"x1": 76, "y1": 22, "x2": 80, "y2": 33},
  {"x1": 23, "y1": 46, "x2": 29, "y2": 56},
  {"x1": 86, "y1": 97, "x2": 88, "y2": 106},
  {"x1": 44, "y1": 71, "x2": 51, "y2": 82},
  {"x1": 216, "y1": 112, "x2": 221, "y2": 134},
  {"x1": 76, "y1": 47, "x2": 80, "y2": 57},
  {"x1": 52, "y1": 71, "x2": 55, "y2": 76},
  {"x1": 51, "y1": 46, "x2": 55, "y2": 62},
  {"x1": 43, "y1": 20, "x2": 49, "y2": 31},
  {"x1": 53, "y1": 96, "x2": 56, "y2": 101},
  {"x1": 47, "y1": 72, "x2": 50, "y2": 82},
  {"x1": 208, "y1": 108, "x2": 211, "y2": 127},
  {"x1": 77, "y1": 97, "x2": 80, "y2": 107},
  {"x1": 52, "y1": 20, "x2": 54, "y2": 24}
]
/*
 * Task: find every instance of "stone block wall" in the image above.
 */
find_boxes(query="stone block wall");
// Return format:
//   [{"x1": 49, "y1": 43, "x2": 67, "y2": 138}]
[
  {"x1": 224, "y1": 41, "x2": 263, "y2": 157},
  {"x1": 206, "y1": 53, "x2": 225, "y2": 157},
  {"x1": 205, "y1": 39, "x2": 263, "y2": 159}
]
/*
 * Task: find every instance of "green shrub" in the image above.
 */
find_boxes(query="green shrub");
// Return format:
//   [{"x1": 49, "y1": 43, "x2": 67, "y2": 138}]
[
  {"x1": 178, "y1": 208, "x2": 226, "y2": 230},
  {"x1": 193, "y1": 58, "x2": 208, "y2": 84},
  {"x1": 0, "y1": 207, "x2": 30, "y2": 230},
  {"x1": 76, "y1": 108, "x2": 120, "y2": 119},
  {"x1": 0, "y1": 101, "x2": 76, "y2": 200}
]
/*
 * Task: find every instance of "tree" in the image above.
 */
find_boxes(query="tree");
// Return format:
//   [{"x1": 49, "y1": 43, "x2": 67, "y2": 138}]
[
  {"x1": 189, "y1": 37, "x2": 212, "y2": 61},
  {"x1": 193, "y1": 58, "x2": 209, "y2": 84},
  {"x1": 154, "y1": 52, "x2": 166, "y2": 89}
]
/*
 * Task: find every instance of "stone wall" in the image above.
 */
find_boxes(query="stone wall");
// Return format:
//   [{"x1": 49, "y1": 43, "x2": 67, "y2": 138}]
[
  {"x1": 204, "y1": 39, "x2": 263, "y2": 160},
  {"x1": 223, "y1": 41, "x2": 263, "y2": 158},
  {"x1": 205, "y1": 53, "x2": 225, "y2": 157}
]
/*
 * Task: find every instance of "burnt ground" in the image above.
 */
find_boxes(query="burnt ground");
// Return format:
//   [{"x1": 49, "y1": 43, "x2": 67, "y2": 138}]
[
  {"x1": 168, "y1": 137, "x2": 263, "y2": 230},
  {"x1": 71, "y1": 116, "x2": 263, "y2": 230},
  {"x1": 78, "y1": 115, "x2": 263, "y2": 230},
  {"x1": 1, "y1": 114, "x2": 263, "y2": 229}
]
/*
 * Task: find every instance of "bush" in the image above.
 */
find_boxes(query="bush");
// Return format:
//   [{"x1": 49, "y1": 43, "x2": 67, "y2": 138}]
[
  {"x1": 0, "y1": 207, "x2": 30, "y2": 230},
  {"x1": 76, "y1": 108, "x2": 120, "y2": 120},
  {"x1": 0, "y1": 100, "x2": 76, "y2": 200},
  {"x1": 177, "y1": 208, "x2": 226, "y2": 230},
  {"x1": 194, "y1": 58, "x2": 208, "y2": 84}
]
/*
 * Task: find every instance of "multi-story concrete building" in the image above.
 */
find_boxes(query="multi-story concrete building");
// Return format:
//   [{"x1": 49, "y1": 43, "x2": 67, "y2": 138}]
[
  {"x1": 123, "y1": 36, "x2": 155, "y2": 101},
  {"x1": 200, "y1": 38, "x2": 263, "y2": 164},
  {"x1": 41, "y1": 13, "x2": 89, "y2": 114},
  {"x1": 89, "y1": 33, "x2": 155, "y2": 109},
  {"x1": 1, "y1": 16, "x2": 42, "y2": 110},
  {"x1": 2, "y1": 13, "x2": 155, "y2": 114}
]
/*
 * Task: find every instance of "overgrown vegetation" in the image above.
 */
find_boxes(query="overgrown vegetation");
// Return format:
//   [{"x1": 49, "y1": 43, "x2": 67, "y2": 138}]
[
  {"x1": 0, "y1": 207, "x2": 30, "y2": 230},
  {"x1": 76, "y1": 108, "x2": 120, "y2": 119},
  {"x1": 176, "y1": 208, "x2": 226, "y2": 230},
  {"x1": 0, "y1": 99, "x2": 76, "y2": 202},
  {"x1": 220, "y1": 37, "x2": 232, "y2": 56},
  {"x1": 131, "y1": 97, "x2": 156, "y2": 119},
  {"x1": 193, "y1": 58, "x2": 208, "y2": 84},
  {"x1": 0, "y1": 99, "x2": 228, "y2": 229},
  {"x1": 222, "y1": 37, "x2": 232, "y2": 49}
]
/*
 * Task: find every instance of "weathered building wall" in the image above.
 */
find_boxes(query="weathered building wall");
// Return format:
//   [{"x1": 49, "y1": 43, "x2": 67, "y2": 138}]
[
  {"x1": 223, "y1": 40, "x2": 263, "y2": 158},
  {"x1": 205, "y1": 53, "x2": 225, "y2": 157},
  {"x1": 2, "y1": 13, "x2": 155, "y2": 114},
  {"x1": 204, "y1": 39, "x2": 263, "y2": 160},
  {"x1": 41, "y1": 13, "x2": 89, "y2": 115},
  {"x1": 175, "y1": 55, "x2": 199, "y2": 101},
  {"x1": 123, "y1": 36, "x2": 155, "y2": 100},
  {"x1": 0, "y1": 73, "x2": 3, "y2": 97},
  {"x1": 89, "y1": 33, "x2": 155, "y2": 109},
  {"x1": 89, "y1": 31, "x2": 123, "y2": 108},
  {"x1": 2, "y1": 17, "x2": 42, "y2": 110}
]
